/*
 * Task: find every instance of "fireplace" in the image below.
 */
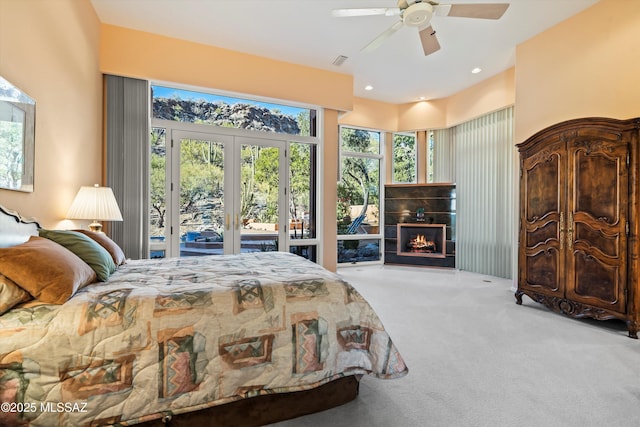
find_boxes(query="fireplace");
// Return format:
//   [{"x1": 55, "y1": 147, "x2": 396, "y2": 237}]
[
  {"x1": 385, "y1": 184, "x2": 455, "y2": 268},
  {"x1": 396, "y1": 224, "x2": 446, "y2": 258}
]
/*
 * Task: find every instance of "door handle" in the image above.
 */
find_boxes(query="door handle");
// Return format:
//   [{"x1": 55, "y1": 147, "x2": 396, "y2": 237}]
[
  {"x1": 225, "y1": 214, "x2": 230, "y2": 231},
  {"x1": 235, "y1": 214, "x2": 240, "y2": 230}
]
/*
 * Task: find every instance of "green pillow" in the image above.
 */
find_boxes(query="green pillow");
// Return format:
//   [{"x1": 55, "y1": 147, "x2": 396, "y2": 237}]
[{"x1": 38, "y1": 229, "x2": 116, "y2": 282}]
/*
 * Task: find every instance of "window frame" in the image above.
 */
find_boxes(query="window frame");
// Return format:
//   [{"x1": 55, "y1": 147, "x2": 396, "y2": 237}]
[
  {"x1": 149, "y1": 82, "x2": 323, "y2": 263},
  {"x1": 337, "y1": 125, "x2": 385, "y2": 265},
  {"x1": 391, "y1": 131, "x2": 417, "y2": 184}
]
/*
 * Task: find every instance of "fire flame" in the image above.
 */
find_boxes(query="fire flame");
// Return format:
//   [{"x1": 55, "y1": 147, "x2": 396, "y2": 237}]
[
  {"x1": 407, "y1": 234, "x2": 435, "y2": 251},
  {"x1": 413, "y1": 234, "x2": 427, "y2": 245}
]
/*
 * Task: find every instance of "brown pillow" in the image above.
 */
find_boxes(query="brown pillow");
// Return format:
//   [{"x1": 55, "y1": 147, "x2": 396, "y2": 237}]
[
  {"x1": 0, "y1": 274, "x2": 32, "y2": 315},
  {"x1": 73, "y1": 229, "x2": 126, "y2": 266},
  {"x1": 39, "y1": 229, "x2": 116, "y2": 282},
  {"x1": 0, "y1": 236, "x2": 96, "y2": 304}
]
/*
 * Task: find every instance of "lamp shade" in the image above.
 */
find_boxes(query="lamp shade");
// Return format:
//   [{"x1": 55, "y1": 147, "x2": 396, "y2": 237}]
[{"x1": 67, "y1": 185, "x2": 123, "y2": 222}]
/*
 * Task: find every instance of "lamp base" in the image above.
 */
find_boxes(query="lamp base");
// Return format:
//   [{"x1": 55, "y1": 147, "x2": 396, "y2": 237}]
[{"x1": 88, "y1": 221, "x2": 104, "y2": 233}]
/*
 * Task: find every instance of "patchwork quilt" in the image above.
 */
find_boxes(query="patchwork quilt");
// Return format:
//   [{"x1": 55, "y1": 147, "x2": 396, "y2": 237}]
[{"x1": 0, "y1": 252, "x2": 407, "y2": 426}]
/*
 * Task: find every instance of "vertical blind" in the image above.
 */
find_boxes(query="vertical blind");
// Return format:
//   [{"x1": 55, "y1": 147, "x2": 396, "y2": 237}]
[
  {"x1": 105, "y1": 75, "x2": 150, "y2": 259},
  {"x1": 432, "y1": 128, "x2": 456, "y2": 183},
  {"x1": 454, "y1": 107, "x2": 515, "y2": 278}
]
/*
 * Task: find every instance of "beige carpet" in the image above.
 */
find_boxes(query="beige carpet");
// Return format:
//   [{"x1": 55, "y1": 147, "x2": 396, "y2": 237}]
[{"x1": 271, "y1": 264, "x2": 640, "y2": 427}]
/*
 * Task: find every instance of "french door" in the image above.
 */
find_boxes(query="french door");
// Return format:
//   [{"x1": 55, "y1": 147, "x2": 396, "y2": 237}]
[{"x1": 168, "y1": 130, "x2": 286, "y2": 257}]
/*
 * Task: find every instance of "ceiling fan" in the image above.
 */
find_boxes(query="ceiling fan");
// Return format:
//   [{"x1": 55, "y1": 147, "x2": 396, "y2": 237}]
[{"x1": 332, "y1": 1, "x2": 510, "y2": 56}]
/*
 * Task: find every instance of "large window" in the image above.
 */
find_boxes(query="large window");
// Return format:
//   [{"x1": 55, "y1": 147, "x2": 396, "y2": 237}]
[
  {"x1": 337, "y1": 126, "x2": 383, "y2": 264},
  {"x1": 392, "y1": 132, "x2": 416, "y2": 183},
  {"x1": 150, "y1": 85, "x2": 320, "y2": 262}
]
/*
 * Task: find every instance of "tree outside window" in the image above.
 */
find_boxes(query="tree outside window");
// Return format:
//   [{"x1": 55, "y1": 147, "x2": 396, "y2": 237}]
[
  {"x1": 337, "y1": 126, "x2": 382, "y2": 263},
  {"x1": 337, "y1": 128, "x2": 381, "y2": 235},
  {"x1": 393, "y1": 133, "x2": 416, "y2": 183}
]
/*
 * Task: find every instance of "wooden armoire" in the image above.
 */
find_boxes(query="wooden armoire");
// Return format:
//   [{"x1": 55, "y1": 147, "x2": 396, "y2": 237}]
[{"x1": 516, "y1": 117, "x2": 640, "y2": 338}]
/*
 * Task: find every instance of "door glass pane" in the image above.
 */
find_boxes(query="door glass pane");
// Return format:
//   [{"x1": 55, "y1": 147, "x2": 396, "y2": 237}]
[
  {"x1": 179, "y1": 138, "x2": 225, "y2": 256},
  {"x1": 150, "y1": 127, "x2": 167, "y2": 258},
  {"x1": 289, "y1": 142, "x2": 316, "y2": 239},
  {"x1": 241, "y1": 144, "x2": 279, "y2": 253}
]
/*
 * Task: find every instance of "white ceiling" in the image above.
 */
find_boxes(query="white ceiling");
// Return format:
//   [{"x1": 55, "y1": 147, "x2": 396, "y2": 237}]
[{"x1": 90, "y1": 0, "x2": 599, "y2": 104}]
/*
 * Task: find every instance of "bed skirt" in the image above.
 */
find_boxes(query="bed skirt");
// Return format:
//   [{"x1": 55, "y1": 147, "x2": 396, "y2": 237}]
[{"x1": 134, "y1": 375, "x2": 361, "y2": 427}]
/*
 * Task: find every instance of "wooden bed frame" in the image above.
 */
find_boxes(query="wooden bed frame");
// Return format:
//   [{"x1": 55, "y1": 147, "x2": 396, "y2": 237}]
[{"x1": 0, "y1": 205, "x2": 360, "y2": 426}]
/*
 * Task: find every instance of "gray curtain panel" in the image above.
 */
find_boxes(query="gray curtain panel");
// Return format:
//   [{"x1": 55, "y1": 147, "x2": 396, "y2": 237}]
[
  {"x1": 454, "y1": 106, "x2": 515, "y2": 278},
  {"x1": 105, "y1": 75, "x2": 149, "y2": 259}
]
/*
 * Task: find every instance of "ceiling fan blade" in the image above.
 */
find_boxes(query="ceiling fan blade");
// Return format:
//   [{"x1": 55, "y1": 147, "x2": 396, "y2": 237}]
[
  {"x1": 434, "y1": 3, "x2": 509, "y2": 19},
  {"x1": 362, "y1": 20, "x2": 405, "y2": 53},
  {"x1": 418, "y1": 25, "x2": 441, "y2": 56},
  {"x1": 332, "y1": 7, "x2": 401, "y2": 18}
]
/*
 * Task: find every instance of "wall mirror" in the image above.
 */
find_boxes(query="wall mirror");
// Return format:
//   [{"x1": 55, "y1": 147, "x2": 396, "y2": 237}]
[{"x1": 0, "y1": 76, "x2": 35, "y2": 192}]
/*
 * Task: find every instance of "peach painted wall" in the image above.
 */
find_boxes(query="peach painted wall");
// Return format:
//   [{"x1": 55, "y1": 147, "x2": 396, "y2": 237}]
[
  {"x1": 445, "y1": 67, "x2": 515, "y2": 127},
  {"x1": 341, "y1": 68, "x2": 515, "y2": 133},
  {"x1": 397, "y1": 68, "x2": 515, "y2": 131},
  {"x1": 99, "y1": 24, "x2": 353, "y2": 112},
  {"x1": 339, "y1": 97, "x2": 399, "y2": 131},
  {"x1": 515, "y1": 0, "x2": 640, "y2": 142},
  {"x1": 0, "y1": 0, "x2": 102, "y2": 228},
  {"x1": 322, "y1": 110, "x2": 340, "y2": 270},
  {"x1": 397, "y1": 98, "x2": 448, "y2": 131}
]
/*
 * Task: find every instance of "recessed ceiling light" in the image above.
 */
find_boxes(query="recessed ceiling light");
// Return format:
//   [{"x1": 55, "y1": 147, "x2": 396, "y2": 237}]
[
  {"x1": 471, "y1": 67, "x2": 482, "y2": 74},
  {"x1": 419, "y1": 96, "x2": 426, "y2": 100},
  {"x1": 365, "y1": 85, "x2": 374, "y2": 91}
]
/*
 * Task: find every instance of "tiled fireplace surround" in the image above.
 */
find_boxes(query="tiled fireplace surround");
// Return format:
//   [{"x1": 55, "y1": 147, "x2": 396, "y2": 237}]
[{"x1": 384, "y1": 184, "x2": 456, "y2": 268}]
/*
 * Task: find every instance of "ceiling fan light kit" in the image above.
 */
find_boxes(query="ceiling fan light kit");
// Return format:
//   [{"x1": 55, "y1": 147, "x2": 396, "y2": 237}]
[
  {"x1": 333, "y1": 1, "x2": 509, "y2": 56},
  {"x1": 403, "y1": 3, "x2": 433, "y2": 27}
]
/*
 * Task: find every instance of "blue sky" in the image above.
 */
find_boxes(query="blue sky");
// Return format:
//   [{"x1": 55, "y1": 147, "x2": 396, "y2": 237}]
[{"x1": 152, "y1": 85, "x2": 306, "y2": 118}]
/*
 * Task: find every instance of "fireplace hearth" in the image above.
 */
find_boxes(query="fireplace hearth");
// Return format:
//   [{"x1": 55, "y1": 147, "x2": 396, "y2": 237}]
[{"x1": 397, "y1": 224, "x2": 446, "y2": 258}]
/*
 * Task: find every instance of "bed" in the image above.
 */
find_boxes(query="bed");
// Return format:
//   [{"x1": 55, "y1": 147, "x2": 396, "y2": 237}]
[{"x1": 0, "y1": 205, "x2": 408, "y2": 427}]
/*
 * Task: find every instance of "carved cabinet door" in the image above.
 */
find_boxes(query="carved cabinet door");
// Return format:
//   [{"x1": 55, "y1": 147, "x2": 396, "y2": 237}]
[
  {"x1": 565, "y1": 130, "x2": 629, "y2": 313},
  {"x1": 519, "y1": 136, "x2": 567, "y2": 298}
]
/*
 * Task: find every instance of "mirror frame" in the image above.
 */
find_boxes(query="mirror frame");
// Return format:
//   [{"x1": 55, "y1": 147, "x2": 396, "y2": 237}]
[{"x1": 0, "y1": 76, "x2": 35, "y2": 192}]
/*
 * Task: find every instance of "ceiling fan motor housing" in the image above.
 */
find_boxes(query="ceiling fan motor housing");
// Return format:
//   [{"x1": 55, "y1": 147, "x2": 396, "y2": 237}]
[{"x1": 403, "y1": 3, "x2": 434, "y2": 27}]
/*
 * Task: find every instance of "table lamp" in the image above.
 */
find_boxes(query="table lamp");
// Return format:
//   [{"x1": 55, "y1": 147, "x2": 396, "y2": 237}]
[{"x1": 66, "y1": 184, "x2": 123, "y2": 233}]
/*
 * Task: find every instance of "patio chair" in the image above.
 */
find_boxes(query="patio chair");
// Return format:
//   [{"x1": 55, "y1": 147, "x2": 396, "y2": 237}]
[{"x1": 346, "y1": 214, "x2": 366, "y2": 234}]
